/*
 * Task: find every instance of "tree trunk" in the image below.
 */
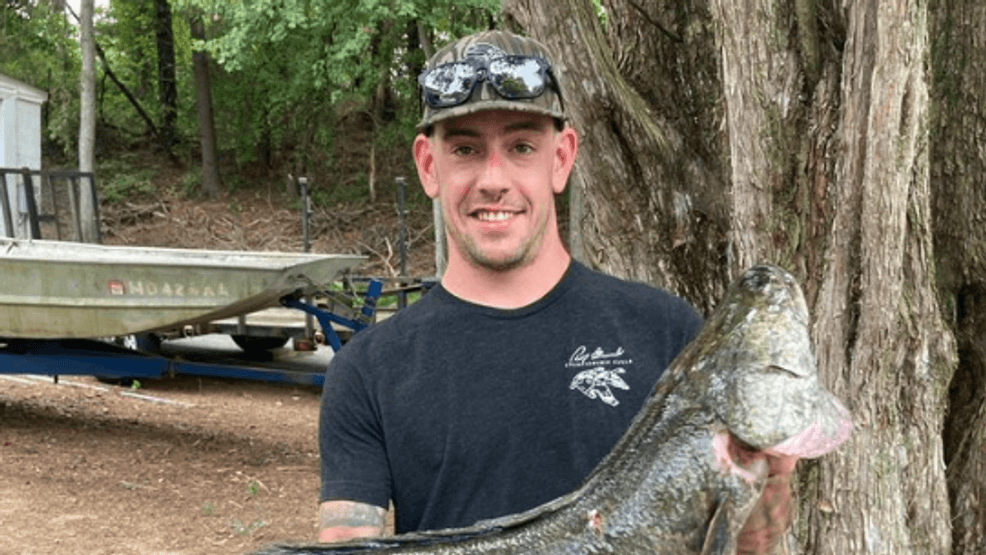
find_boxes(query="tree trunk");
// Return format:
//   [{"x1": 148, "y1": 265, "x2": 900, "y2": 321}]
[
  {"x1": 77, "y1": 0, "x2": 98, "y2": 243},
  {"x1": 504, "y1": 0, "x2": 958, "y2": 553},
  {"x1": 929, "y1": 1, "x2": 986, "y2": 554},
  {"x1": 155, "y1": 0, "x2": 178, "y2": 148},
  {"x1": 190, "y1": 16, "x2": 220, "y2": 199},
  {"x1": 805, "y1": 2, "x2": 954, "y2": 553},
  {"x1": 504, "y1": 0, "x2": 730, "y2": 313}
]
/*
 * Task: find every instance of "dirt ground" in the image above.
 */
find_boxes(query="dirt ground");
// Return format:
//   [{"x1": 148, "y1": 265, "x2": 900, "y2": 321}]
[
  {"x1": 0, "y1": 373, "x2": 324, "y2": 555},
  {"x1": 1, "y1": 182, "x2": 429, "y2": 555}
]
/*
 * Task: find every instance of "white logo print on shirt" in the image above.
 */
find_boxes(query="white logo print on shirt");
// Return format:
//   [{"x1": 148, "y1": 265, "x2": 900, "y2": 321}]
[
  {"x1": 570, "y1": 366, "x2": 629, "y2": 406},
  {"x1": 566, "y1": 346, "x2": 634, "y2": 406}
]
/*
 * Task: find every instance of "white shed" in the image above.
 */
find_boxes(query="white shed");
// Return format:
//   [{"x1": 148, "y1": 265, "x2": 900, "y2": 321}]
[{"x1": 0, "y1": 72, "x2": 48, "y2": 237}]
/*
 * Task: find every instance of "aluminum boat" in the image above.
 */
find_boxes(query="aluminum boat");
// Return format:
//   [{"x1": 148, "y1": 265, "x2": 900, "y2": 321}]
[{"x1": 0, "y1": 237, "x2": 365, "y2": 339}]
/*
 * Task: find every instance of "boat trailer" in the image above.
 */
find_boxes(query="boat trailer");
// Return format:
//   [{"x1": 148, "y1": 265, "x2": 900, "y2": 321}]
[
  {"x1": 0, "y1": 279, "x2": 387, "y2": 387},
  {"x1": 0, "y1": 169, "x2": 433, "y2": 387}
]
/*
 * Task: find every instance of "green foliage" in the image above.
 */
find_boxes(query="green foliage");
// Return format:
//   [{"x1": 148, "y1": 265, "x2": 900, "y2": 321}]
[
  {"x1": 100, "y1": 173, "x2": 155, "y2": 203},
  {"x1": 0, "y1": 1, "x2": 82, "y2": 153},
  {"x1": 96, "y1": 0, "x2": 197, "y2": 141},
  {"x1": 2, "y1": 0, "x2": 199, "y2": 157},
  {"x1": 8, "y1": 0, "x2": 501, "y2": 204},
  {"x1": 592, "y1": 0, "x2": 608, "y2": 30},
  {"x1": 179, "y1": 165, "x2": 203, "y2": 198},
  {"x1": 173, "y1": 0, "x2": 499, "y2": 188},
  {"x1": 97, "y1": 154, "x2": 156, "y2": 203}
]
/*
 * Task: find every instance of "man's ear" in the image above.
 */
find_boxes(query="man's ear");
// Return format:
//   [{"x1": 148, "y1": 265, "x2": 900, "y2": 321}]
[
  {"x1": 414, "y1": 134, "x2": 439, "y2": 198},
  {"x1": 552, "y1": 126, "x2": 578, "y2": 194}
]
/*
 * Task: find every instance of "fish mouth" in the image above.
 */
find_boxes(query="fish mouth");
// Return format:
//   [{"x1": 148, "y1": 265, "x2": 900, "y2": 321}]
[{"x1": 766, "y1": 395, "x2": 853, "y2": 458}]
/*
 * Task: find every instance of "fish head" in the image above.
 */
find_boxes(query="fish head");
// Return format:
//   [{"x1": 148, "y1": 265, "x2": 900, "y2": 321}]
[{"x1": 695, "y1": 264, "x2": 852, "y2": 458}]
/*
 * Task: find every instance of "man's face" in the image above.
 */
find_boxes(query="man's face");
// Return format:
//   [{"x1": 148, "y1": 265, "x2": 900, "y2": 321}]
[{"x1": 414, "y1": 110, "x2": 576, "y2": 272}]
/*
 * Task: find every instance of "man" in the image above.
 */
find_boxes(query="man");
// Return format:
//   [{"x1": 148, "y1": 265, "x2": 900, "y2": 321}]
[{"x1": 318, "y1": 30, "x2": 796, "y2": 553}]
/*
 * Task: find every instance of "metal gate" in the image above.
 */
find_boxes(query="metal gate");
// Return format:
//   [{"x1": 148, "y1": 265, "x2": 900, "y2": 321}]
[{"x1": 0, "y1": 167, "x2": 100, "y2": 242}]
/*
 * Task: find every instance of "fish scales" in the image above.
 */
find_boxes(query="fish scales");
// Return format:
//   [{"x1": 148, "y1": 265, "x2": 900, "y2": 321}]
[{"x1": 253, "y1": 264, "x2": 852, "y2": 555}]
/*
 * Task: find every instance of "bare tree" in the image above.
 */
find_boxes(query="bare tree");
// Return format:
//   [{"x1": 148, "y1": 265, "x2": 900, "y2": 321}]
[
  {"x1": 190, "y1": 15, "x2": 220, "y2": 199},
  {"x1": 155, "y1": 0, "x2": 178, "y2": 148},
  {"x1": 504, "y1": 0, "x2": 961, "y2": 553},
  {"x1": 77, "y1": 0, "x2": 98, "y2": 242}
]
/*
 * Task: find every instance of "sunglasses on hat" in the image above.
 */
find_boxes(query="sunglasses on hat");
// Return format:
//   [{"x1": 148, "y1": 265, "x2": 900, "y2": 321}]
[{"x1": 418, "y1": 55, "x2": 564, "y2": 112}]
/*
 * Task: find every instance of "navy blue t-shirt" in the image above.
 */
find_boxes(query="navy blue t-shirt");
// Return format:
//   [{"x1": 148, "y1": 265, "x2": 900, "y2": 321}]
[{"x1": 319, "y1": 261, "x2": 702, "y2": 533}]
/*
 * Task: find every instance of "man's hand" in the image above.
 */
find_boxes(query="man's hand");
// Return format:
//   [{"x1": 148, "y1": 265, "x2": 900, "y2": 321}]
[
  {"x1": 318, "y1": 500, "x2": 387, "y2": 543},
  {"x1": 736, "y1": 454, "x2": 798, "y2": 555}
]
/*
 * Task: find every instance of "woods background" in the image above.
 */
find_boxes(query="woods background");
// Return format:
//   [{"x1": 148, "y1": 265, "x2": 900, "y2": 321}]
[{"x1": 3, "y1": 0, "x2": 985, "y2": 553}]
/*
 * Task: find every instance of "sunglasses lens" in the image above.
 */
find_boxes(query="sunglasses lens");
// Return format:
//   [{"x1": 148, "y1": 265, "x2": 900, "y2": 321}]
[
  {"x1": 489, "y1": 57, "x2": 546, "y2": 99},
  {"x1": 420, "y1": 56, "x2": 554, "y2": 109},
  {"x1": 421, "y1": 63, "x2": 478, "y2": 107}
]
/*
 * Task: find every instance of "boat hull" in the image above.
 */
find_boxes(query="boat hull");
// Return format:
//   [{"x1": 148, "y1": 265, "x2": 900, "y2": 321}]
[{"x1": 0, "y1": 238, "x2": 365, "y2": 339}]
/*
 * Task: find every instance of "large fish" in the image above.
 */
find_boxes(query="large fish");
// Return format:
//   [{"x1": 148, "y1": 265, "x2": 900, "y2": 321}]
[{"x1": 252, "y1": 264, "x2": 852, "y2": 555}]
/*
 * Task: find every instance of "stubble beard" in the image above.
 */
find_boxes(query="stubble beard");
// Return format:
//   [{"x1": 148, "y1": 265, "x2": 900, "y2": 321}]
[{"x1": 447, "y1": 205, "x2": 550, "y2": 273}]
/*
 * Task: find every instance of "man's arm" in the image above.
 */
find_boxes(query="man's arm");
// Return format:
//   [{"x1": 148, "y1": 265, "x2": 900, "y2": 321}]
[
  {"x1": 735, "y1": 454, "x2": 798, "y2": 555},
  {"x1": 318, "y1": 500, "x2": 387, "y2": 543}
]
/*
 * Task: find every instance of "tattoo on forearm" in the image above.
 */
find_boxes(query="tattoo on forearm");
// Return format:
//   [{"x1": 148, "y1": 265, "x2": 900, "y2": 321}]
[{"x1": 320, "y1": 503, "x2": 386, "y2": 530}]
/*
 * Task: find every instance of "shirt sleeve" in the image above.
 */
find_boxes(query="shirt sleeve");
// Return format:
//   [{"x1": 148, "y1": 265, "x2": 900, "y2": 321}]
[
  {"x1": 677, "y1": 296, "x2": 705, "y2": 346},
  {"x1": 319, "y1": 344, "x2": 392, "y2": 509}
]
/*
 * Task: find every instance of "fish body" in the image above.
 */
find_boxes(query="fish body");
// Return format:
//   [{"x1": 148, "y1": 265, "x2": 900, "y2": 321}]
[{"x1": 254, "y1": 264, "x2": 852, "y2": 555}]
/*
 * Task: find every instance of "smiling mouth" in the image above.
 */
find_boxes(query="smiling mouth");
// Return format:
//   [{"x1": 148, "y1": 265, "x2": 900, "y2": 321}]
[{"x1": 473, "y1": 210, "x2": 518, "y2": 222}]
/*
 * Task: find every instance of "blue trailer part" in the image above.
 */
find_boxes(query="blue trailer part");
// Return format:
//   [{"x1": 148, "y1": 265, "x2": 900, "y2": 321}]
[
  {"x1": 0, "y1": 339, "x2": 170, "y2": 379},
  {"x1": 281, "y1": 279, "x2": 382, "y2": 351},
  {"x1": 0, "y1": 337, "x2": 331, "y2": 387}
]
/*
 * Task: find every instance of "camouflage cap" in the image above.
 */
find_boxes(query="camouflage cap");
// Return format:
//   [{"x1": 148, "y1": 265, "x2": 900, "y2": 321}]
[{"x1": 416, "y1": 30, "x2": 567, "y2": 133}]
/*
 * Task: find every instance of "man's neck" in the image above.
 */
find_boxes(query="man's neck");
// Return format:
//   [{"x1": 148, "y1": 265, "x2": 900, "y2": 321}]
[{"x1": 440, "y1": 242, "x2": 572, "y2": 310}]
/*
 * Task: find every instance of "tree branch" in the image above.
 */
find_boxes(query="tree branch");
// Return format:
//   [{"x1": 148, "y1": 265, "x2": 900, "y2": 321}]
[{"x1": 64, "y1": 2, "x2": 180, "y2": 164}]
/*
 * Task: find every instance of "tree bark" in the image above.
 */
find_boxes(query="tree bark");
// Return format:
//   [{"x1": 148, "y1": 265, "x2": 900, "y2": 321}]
[
  {"x1": 155, "y1": 0, "x2": 178, "y2": 148},
  {"x1": 807, "y1": 2, "x2": 954, "y2": 553},
  {"x1": 504, "y1": 0, "x2": 958, "y2": 553},
  {"x1": 929, "y1": 1, "x2": 986, "y2": 554},
  {"x1": 77, "y1": 0, "x2": 98, "y2": 243},
  {"x1": 190, "y1": 16, "x2": 220, "y2": 199},
  {"x1": 504, "y1": 0, "x2": 730, "y2": 314}
]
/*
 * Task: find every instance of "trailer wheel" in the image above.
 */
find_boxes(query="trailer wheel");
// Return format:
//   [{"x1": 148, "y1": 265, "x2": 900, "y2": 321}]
[{"x1": 230, "y1": 335, "x2": 290, "y2": 353}]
